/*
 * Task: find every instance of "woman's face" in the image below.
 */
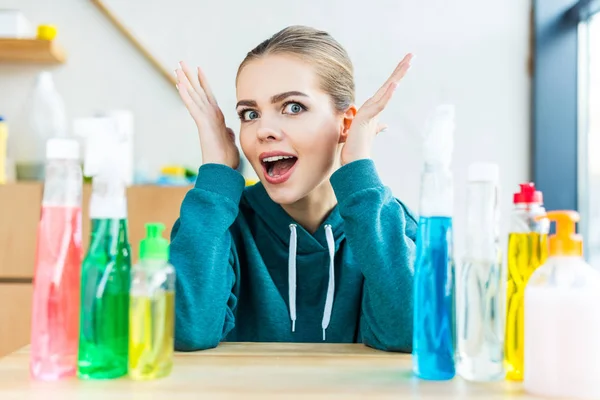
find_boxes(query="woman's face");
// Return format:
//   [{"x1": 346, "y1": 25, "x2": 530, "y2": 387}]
[{"x1": 236, "y1": 54, "x2": 345, "y2": 205}]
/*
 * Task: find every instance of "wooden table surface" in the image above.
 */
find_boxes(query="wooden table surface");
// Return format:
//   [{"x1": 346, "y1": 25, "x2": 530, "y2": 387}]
[{"x1": 0, "y1": 342, "x2": 545, "y2": 399}]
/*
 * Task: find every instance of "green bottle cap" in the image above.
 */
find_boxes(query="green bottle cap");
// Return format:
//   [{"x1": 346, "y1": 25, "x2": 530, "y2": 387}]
[{"x1": 140, "y1": 223, "x2": 169, "y2": 261}]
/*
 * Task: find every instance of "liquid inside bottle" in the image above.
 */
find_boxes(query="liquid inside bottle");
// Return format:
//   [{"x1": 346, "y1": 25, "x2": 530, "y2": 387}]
[
  {"x1": 129, "y1": 291, "x2": 175, "y2": 380},
  {"x1": 413, "y1": 216, "x2": 456, "y2": 380},
  {"x1": 30, "y1": 206, "x2": 82, "y2": 380},
  {"x1": 505, "y1": 232, "x2": 547, "y2": 380},
  {"x1": 77, "y1": 219, "x2": 131, "y2": 380},
  {"x1": 458, "y1": 258, "x2": 503, "y2": 380}
]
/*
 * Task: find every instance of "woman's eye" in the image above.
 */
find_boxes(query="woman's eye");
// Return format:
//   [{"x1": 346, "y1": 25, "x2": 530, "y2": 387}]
[
  {"x1": 243, "y1": 110, "x2": 259, "y2": 120},
  {"x1": 283, "y1": 102, "x2": 305, "y2": 114}
]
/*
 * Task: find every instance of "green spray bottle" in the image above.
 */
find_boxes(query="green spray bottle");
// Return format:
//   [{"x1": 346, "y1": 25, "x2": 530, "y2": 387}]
[{"x1": 75, "y1": 117, "x2": 131, "y2": 379}]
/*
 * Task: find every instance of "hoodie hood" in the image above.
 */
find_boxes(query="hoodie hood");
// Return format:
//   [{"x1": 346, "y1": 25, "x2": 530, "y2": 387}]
[
  {"x1": 243, "y1": 182, "x2": 344, "y2": 252},
  {"x1": 242, "y1": 182, "x2": 344, "y2": 340}
]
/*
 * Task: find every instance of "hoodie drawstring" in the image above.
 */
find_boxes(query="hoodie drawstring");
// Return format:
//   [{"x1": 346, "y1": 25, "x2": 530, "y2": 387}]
[
  {"x1": 288, "y1": 224, "x2": 297, "y2": 332},
  {"x1": 322, "y1": 224, "x2": 336, "y2": 341},
  {"x1": 288, "y1": 224, "x2": 336, "y2": 341}
]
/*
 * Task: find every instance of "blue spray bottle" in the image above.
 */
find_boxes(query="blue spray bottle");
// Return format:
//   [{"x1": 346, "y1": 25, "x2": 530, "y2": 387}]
[{"x1": 412, "y1": 105, "x2": 456, "y2": 380}]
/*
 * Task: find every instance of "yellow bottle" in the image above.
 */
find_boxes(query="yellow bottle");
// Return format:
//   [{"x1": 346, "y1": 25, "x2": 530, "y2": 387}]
[
  {"x1": 0, "y1": 117, "x2": 7, "y2": 184},
  {"x1": 129, "y1": 223, "x2": 176, "y2": 380},
  {"x1": 504, "y1": 183, "x2": 549, "y2": 381}
]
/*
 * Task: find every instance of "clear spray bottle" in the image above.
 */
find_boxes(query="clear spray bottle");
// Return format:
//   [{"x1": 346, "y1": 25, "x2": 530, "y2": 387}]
[
  {"x1": 412, "y1": 105, "x2": 456, "y2": 380},
  {"x1": 29, "y1": 138, "x2": 82, "y2": 380},
  {"x1": 457, "y1": 162, "x2": 504, "y2": 381}
]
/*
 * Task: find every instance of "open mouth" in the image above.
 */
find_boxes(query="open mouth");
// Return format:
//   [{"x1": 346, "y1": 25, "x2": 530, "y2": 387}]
[{"x1": 261, "y1": 155, "x2": 298, "y2": 184}]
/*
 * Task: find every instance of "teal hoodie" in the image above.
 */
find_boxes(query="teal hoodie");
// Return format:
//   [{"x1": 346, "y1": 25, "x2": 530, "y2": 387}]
[{"x1": 170, "y1": 159, "x2": 417, "y2": 352}]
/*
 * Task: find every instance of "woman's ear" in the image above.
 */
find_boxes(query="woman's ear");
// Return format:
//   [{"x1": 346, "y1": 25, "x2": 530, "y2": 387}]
[{"x1": 339, "y1": 105, "x2": 357, "y2": 144}]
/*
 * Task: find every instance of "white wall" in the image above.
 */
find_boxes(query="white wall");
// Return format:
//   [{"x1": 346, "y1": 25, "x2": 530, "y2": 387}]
[{"x1": 0, "y1": 0, "x2": 532, "y2": 258}]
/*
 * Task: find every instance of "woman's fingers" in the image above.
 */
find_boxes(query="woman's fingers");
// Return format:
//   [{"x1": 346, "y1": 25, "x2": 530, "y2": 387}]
[
  {"x1": 179, "y1": 61, "x2": 204, "y2": 98},
  {"x1": 175, "y1": 69, "x2": 206, "y2": 108},
  {"x1": 197, "y1": 67, "x2": 218, "y2": 107},
  {"x1": 176, "y1": 79, "x2": 202, "y2": 122},
  {"x1": 363, "y1": 81, "x2": 397, "y2": 118},
  {"x1": 176, "y1": 63, "x2": 208, "y2": 107},
  {"x1": 370, "y1": 53, "x2": 412, "y2": 104}
]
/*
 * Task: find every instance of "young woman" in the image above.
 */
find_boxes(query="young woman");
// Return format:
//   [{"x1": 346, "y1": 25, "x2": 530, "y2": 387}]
[{"x1": 171, "y1": 25, "x2": 417, "y2": 352}]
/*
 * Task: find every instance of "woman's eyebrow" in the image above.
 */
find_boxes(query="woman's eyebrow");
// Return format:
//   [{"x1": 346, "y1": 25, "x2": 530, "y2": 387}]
[
  {"x1": 236, "y1": 91, "x2": 309, "y2": 109},
  {"x1": 270, "y1": 91, "x2": 308, "y2": 103},
  {"x1": 236, "y1": 99, "x2": 257, "y2": 108}
]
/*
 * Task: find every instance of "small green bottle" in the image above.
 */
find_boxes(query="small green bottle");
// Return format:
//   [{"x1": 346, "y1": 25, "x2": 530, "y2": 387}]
[{"x1": 76, "y1": 118, "x2": 132, "y2": 380}]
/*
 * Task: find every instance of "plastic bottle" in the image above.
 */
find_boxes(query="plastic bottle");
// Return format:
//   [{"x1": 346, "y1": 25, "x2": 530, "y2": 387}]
[
  {"x1": 504, "y1": 183, "x2": 548, "y2": 381},
  {"x1": 457, "y1": 162, "x2": 503, "y2": 381},
  {"x1": 27, "y1": 72, "x2": 67, "y2": 174},
  {"x1": 0, "y1": 116, "x2": 7, "y2": 184},
  {"x1": 29, "y1": 138, "x2": 83, "y2": 380},
  {"x1": 76, "y1": 117, "x2": 132, "y2": 380},
  {"x1": 30, "y1": 72, "x2": 67, "y2": 141},
  {"x1": 412, "y1": 105, "x2": 456, "y2": 380},
  {"x1": 524, "y1": 211, "x2": 600, "y2": 399},
  {"x1": 129, "y1": 223, "x2": 176, "y2": 380}
]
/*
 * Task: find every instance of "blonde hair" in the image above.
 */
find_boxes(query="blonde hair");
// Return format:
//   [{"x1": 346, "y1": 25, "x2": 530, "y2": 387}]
[{"x1": 237, "y1": 25, "x2": 355, "y2": 112}]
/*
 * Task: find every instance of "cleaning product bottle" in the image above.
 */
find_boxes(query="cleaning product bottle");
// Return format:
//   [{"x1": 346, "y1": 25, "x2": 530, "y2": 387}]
[
  {"x1": 76, "y1": 117, "x2": 131, "y2": 380},
  {"x1": 27, "y1": 71, "x2": 68, "y2": 179},
  {"x1": 29, "y1": 137, "x2": 83, "y2": 380},
  {"x1": 457, "y1": 162, "x2": 503, "y2": 381},
  {"x1": 504, "y1": 183, "x2": 548, "y2": 381},
  {"x1": 0, "y1": 116, "x2": 7, "y2": 184},
  {"x1": 129, "y1": 223, "x2": 176, "y2": 380},
  {"x1": 524, "y1": 211, "x2": 600, "y2": 399},
  {"x1": 412, "y1": 105, "x2": 456, "y2": 380}
]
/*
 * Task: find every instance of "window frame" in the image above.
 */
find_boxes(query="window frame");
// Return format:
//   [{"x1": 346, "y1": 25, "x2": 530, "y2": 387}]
[{"x1": 533, "y1": 0, "x2": 600, "y2": 256}]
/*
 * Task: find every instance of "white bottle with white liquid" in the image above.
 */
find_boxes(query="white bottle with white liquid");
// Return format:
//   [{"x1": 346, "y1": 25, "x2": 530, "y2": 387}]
[{"x1": 524, "y1": 210, "x2": 600, "y2": 399}]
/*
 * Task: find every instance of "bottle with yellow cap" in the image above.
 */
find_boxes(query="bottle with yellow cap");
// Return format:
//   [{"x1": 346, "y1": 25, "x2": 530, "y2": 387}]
[{"x1": 524, "y1": 210, "x2": 600, "y2": 399}]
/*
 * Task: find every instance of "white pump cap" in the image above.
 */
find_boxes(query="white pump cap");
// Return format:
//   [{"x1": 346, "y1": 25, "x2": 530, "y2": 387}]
[
  {"x1": 46, "y1": 137, "x2": 80, "y2": 160},
  {"x1": 468, "y1": 162, "x2": 499, "y2": 183}
]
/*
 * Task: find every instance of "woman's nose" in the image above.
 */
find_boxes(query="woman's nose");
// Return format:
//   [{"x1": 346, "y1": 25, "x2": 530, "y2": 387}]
[{"x1": 256, "y1": 123, "x2": 282, "y2": 142}]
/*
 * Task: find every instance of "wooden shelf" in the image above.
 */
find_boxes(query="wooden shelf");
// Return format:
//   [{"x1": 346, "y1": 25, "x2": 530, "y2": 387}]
[
  {"x1": 0, "y1": 182, "x2": 189, "y2": 279},
  {"x1": 0, "y1": 38, "x2": 66, "y2": 64}
]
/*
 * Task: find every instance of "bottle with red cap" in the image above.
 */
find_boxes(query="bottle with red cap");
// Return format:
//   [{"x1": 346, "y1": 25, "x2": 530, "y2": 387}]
[{"x1": 504, "y1": 183, "x2": 549, "y2": 381}]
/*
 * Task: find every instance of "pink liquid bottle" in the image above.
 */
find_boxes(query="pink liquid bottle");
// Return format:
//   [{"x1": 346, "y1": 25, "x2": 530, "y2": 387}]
[{"x1": 30, "y1": 138, "x2": 83, "y2": 380}]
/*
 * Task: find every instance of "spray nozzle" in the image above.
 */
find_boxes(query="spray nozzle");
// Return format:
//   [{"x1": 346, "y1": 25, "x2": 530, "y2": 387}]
[
  {"x1": 73, "y1": 117, "x2": 121, "y2": 179},
  {"x1": 140, "y1": 223, "x2": 169, "y2": 261},
  {"x1": 537, "y1": 210, "x2": 582, "y2": 257},
  {"x1": 423, "y1": 104, "x2": 455, "y2": 166},
  {"x1": 74, "y1": 116, "x2": 127, "y2": 219}
]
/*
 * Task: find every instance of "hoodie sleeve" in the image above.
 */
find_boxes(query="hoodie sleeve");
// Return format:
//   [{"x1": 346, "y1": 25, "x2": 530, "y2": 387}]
[
  {"x1": 330, "y1": 159, "x2": 417, "y2": 352},
  {"x1": 169, "y1": 163, "x2": 245, "y2": 351}
]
